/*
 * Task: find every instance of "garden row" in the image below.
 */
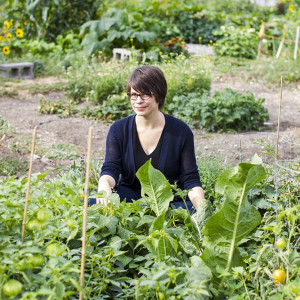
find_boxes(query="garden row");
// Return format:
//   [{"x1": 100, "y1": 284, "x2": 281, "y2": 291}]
[
  {"x1": 1, "y1": 0, "x2": 299, "y2": 60},
  {"x1": 0, "y1": 154, "x2": 299, "y2": 299}
]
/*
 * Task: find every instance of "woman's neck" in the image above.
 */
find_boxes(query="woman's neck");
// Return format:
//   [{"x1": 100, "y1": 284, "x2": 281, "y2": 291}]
[{"x1": 135, "y1": 111, "x2": 164, "y2": 130}]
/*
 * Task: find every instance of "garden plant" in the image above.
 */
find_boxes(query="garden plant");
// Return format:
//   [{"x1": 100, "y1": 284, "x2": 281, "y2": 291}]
[{"x1": 0, "y1": 0, "x2": 300, "y2": 299}]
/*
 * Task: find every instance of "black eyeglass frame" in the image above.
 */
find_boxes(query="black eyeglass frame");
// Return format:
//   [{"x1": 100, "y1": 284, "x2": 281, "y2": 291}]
[{"x1": 127, "y1": 92, "x2": 153, "y2": 101}]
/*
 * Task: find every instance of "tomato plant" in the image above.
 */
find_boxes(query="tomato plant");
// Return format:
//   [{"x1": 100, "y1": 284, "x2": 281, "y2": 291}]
[{"x1": 37, "y1": 207, "x2": 53, "y2": 222}]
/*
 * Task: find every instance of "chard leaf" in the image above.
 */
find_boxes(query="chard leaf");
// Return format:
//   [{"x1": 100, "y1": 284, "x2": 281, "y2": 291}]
[
  {"x1": 136, "y1": 160, "x2": 173, "y2": 216},
  {"x1": 201, "y1": 163, "x2": 266, "y2": 275}
]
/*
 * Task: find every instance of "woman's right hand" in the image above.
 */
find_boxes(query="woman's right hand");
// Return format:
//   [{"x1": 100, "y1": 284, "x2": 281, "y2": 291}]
[{"x1": 96, "y1": 198, "x2": 109, "y2": 205}]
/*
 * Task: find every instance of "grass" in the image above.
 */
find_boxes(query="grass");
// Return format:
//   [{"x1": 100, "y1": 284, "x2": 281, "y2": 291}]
[
  {"x1": 43, "y1": 143, "x2": 80, "y2": 160},
  {"x1": 0, "y1": 156, "x2": 27, "y2": 177}
]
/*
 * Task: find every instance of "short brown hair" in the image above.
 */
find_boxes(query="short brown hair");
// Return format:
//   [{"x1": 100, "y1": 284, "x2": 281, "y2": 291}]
[{"x1": 127, "y1": 65, "x2": 167, "y2": 109}]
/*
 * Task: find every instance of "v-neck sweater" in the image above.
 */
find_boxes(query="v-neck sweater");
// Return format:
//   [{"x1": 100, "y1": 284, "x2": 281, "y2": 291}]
[{"x1": 100, "y1": 113, "x2": 202, "y2": 192}]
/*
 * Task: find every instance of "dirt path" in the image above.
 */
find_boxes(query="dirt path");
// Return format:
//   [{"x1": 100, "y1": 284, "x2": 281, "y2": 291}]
[{"x1": 0, "y1": 75, "x2": 299, "y2": 176}]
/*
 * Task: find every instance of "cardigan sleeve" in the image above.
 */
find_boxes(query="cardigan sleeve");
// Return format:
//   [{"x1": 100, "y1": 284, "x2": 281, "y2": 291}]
[
  {"x1": 180, "y1": 129, "x2": 202, "y2": 190},
  {"x1": 100, "y1": 124, "x2": 122, "y2": 185}
]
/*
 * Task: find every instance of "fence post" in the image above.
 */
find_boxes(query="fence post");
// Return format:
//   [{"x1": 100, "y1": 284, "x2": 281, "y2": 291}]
[{"x1": 294, "y1": 26, "x2": 300, "y2": 60}]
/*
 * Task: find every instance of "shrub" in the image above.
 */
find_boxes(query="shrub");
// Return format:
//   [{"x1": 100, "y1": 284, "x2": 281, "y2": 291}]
[
  {"x1": 214, "y1": 25, "x2": 260, "y2": 59},
  {"x1": 161, "y1": 58, "x2": 211, "y2": 108},
  {"x1": 65, "y1": 59, "x2": 134, "y2": 104},
  {"x1": 168, "y1": 88, "x2": 269, "y2": 132}
]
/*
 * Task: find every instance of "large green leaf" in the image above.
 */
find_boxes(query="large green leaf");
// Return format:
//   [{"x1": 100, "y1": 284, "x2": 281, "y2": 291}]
[
  {"x1": 201, "y1": 162, "x2": 266, "y2": 275},
  {"x1": 136, "y1": 160, "x2": 173, "y2": 216}
]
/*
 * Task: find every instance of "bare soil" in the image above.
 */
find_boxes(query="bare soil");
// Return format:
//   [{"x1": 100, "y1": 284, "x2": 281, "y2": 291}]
[{"x1": 0, "y1": 75, "x2": 299, "y2": 177}]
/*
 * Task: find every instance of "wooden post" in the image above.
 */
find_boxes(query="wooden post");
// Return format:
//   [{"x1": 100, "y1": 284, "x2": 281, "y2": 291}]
[
  {"x1": 21, "y1": 126, "x2": 37, "y2": 243},
  {"x1": 276, "y1": 26, "x2": 287, "y2": 58},
  {"x1": 294, "y1": 26, "x2": 300, "y2": 60},
  {"x1": 79, "y1": 127, "x2": 93, "y2": 300}
]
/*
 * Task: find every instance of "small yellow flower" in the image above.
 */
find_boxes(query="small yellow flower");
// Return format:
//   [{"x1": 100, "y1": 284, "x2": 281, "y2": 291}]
[
  {"x1": 289, "y1": 4, "x2": 294, "y2": 11},
  {"x1": 31, "y1": 22, "x2": 34, "y2": 26},
  {"x1": 3, "y1": 46, "x2": 10, "y2": 55},
  {"x1": 6, "y1": 32, "x2": 12, "y2": 41},
  {"x1": 4, "y1": 20, "x2": 10, "y2": 30},
  {"x1": 24, "y1": 21, "x2": 27, "y2": 26},
  {"x1": 10, "y1": 19, "x2": 14, "y2": 26},
  {"x1": 130, "y1": 38, "x2": 133, "y2": 42},
  {"x1": 198, "y1": 37, "x2": 202, "y2": 41},
  {"x1": 0, "y1": 35, "x2": 4, "y2": 42},
  {"x1": 16, "y1": 28, "x2": 24, "y2": 38},
  {"x1": 131, "y1": 45, "x2": 135, "y2": 49}
]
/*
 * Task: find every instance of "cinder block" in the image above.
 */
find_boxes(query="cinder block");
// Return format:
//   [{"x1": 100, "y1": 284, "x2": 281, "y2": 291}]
[
  {"x1": 0, "y1": 62, "x2": 34, "y2": 79},
  {"x1": 113, "y1": 48, "x2": 131, "y2": 61}
]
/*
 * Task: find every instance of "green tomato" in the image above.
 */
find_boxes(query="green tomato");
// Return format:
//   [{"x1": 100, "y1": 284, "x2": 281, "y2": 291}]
[
  {"x1": 46, "y1": 243, "x2": 64, "y2": 257},
  {"x1": 27, "y1": 254, "x2": 45, "y2": 267},
  {"x1": 3, "y1": 279, "x2": 22, "y2": 296},
  {"x1": 66, "y1": 218, "x2": 77, "y2": 229},
  {"x1": 37, "y1": 208, "x2": 53, "y2": 222},
  {"x1": 276, "y1": 237, "x2": 287, "y2": 249},
  {"x1": 27, "y1": 219, "x2": 43, "y2": 231}
]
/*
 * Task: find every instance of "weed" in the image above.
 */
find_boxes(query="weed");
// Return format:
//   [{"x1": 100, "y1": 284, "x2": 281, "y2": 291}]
[
  {"x1": 44, "y1": 143, "x2": 80, "y2": 160},
  {"x1": 0, "y1": 156, "x2": 27, "y2": 176}
]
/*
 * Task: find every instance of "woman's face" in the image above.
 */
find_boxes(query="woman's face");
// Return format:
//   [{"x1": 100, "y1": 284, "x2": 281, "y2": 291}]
[{"x1": 130, "y1": 88, "x2": 159, "y2": 117}]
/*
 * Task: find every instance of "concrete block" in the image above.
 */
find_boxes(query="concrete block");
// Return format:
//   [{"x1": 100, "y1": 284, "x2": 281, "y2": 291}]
[
  {"x1": 113, "y1": 48, "x2": 131, "y2": 61},
  {"x1": 0, "y1": 62, "x2": 34, "y2": 79},
  {"x1": 186, "y1": 44, "x2": 215, "y2": 56}
]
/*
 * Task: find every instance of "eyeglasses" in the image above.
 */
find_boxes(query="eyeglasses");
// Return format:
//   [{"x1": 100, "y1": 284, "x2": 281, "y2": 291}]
[{"x1": 127, "y1": 92, "x2": 152, "y2": 101}]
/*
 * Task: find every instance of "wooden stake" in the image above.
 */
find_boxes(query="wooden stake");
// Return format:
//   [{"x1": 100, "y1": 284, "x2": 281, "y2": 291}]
[
  {"x1": 275, "y1": 77, "x2": 283, "y2": 161},
  {"x1": 294, "y1": 26, "x2": 300, "y2": 60},
  {"x1": 79, "y1": 127, "x2": 93, "y2": 300},
  {"x1": 21, "y1": 126, "x2": 37, "y2": 243},
  {"x1": 276, "y1": 26, "x2": 287, "y2": 58}
]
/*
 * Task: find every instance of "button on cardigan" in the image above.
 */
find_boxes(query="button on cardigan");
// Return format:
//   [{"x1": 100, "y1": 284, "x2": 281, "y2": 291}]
[{"x1": 100, "y1": 113, "x2": 202, "y2": 192}]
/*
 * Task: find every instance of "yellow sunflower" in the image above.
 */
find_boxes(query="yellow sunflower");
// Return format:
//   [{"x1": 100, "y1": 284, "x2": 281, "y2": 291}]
[
  {"x1": 3, "y1": 46, "x2": 10, "y2": 55},
  {"x1": 0, "y1": 35, "x2": 4, "y2": 42},
  {"x1": 10, "y1": 19, "x2": 14, "y2": 26},
  {"x1": 4, "y1": 20, "x2": 10, "y2": 30},
  {"x1": 16, "y1": 28, "x2": 24, "y2": 38},
  {"x1": 6, "y1": 32, "x2": 12, "y2": 42}
]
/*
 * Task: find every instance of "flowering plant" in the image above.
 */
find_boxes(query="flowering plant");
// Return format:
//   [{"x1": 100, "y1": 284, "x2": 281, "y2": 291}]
[
  {"x1": 159, "y1": 37, "x2": 189, "y2": 60},
  {"x1": 0, "y1": 15, "x2": 25, "y2": 56}
]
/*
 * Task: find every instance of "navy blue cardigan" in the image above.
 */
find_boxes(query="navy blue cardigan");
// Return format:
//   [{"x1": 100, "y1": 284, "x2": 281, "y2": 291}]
[{"x1": 100, "y1": 113, "x2": 202, "y2": 191}]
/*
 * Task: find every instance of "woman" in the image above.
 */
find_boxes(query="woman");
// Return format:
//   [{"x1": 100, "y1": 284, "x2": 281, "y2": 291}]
[{"x1": 94, "y1": 65, "x2": 204, "y2": 212}]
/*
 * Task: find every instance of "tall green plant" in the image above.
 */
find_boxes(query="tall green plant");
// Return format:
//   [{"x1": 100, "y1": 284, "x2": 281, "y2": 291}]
[{"x1": 201, "y1": 157, "x2": 266, "y2": 280}]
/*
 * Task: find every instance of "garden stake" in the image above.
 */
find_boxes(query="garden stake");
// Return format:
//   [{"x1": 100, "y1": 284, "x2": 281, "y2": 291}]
[
  {"x1": 276, "y1": 25, "x2": 287, "y2": 58},
  {"x1": 275, "y1": 76, "x2": 283, "y2": 160},
  {"x1": 21, "y1": 126, "x2": 37, "y2": 244},
  {"x1": 294, "y1": 26, "x2": 300, "y2": 60},
  {"x1": 79, "y1": 127, "x2": 93, "y2": 300}
]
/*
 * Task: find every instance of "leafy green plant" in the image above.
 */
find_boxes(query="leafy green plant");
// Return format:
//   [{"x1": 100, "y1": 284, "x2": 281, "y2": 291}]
[
  {"x1": 202, "y1": 159, "x2": 266, "y2": 278},
  {"x1": 80, "y1": 8, "x2": 157, "y2": 57},
  {"x1": 80, "y1": 93, "x2": 132, "y2": 122},
  {"x1": 0, "y1": 156, "x2": 27, "y2": 176},
  {"x1": 168, "y1": 88, "x2": 269, "y2": 132},
  {"x1": 44, "y1": 143, "x2": 80, "y2": 160},
  {"x1": 214, "y1": 25, "x2": 260, "y2": 59}
]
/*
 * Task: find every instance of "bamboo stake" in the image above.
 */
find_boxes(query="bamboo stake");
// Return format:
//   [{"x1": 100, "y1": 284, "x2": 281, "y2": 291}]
[
  {"x1": 21, "y1": 126, "x2": 37, "y2": 243},
  {"x1": 294, "y1": 26, "x2": 300, "y2": 60},
  {"x1": 79, "y1": 127, "x2": 93, "y2": 300},
  {"x1": 276, "y1": 26, "x2": 287, "y2": 58},
  {"x1": 275, "y1": 77, "x2": 283, "y2": 161}
]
